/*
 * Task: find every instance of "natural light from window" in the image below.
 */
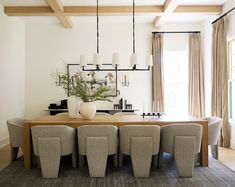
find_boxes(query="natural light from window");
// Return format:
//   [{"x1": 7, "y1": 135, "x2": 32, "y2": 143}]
[
  {"x1": 229, "y1": 40, "x2": 235, "y2": 120},
  {"x1": 164, "y1": 51, "x2": 188, "y2": 116}
]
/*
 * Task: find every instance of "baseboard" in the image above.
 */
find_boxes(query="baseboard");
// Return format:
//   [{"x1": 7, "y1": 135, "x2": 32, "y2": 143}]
[{"x1": 0, "y1": 136, "x2": 9, "y2": 148}]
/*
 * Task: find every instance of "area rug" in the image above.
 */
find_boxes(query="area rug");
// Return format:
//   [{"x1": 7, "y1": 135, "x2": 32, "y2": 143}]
[{"x1": 0, "y1": 154, "x2": 235, "y2": 187}]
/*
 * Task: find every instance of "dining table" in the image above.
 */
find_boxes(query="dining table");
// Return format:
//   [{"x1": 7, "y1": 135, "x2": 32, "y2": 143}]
[{"x1": 24, "y1": 114, "x2": 208, "y2": 169}]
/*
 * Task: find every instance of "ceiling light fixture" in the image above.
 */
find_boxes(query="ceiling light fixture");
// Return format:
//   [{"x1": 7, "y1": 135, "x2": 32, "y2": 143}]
[{"x1": 81, "y1": 0, "x2": 152, "y2": 72}]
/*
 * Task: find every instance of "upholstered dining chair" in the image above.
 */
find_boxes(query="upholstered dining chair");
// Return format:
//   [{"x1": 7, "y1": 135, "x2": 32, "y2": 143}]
[
  {"x1": 161, "y1": 123, "x2": 202, "y2": 177},
  {"x1": 77, "y1": 125, "x2": 118, "y2": 177},
  {"x1": 119, "y1": 125, "x2": 160, "y2": 177},
  {"x1": 7, "y1": 118, "x2": 27, "y2": 162},
  {"x1": 205, "y1": 117, "x2": 223, "y2": 159},
  {"x1": 31, "y1": 125, "x2": 77, "y2": 178}
]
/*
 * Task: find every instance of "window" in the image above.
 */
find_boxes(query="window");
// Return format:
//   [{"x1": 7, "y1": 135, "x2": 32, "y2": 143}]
[
  {"x1": 229, "y1": 40, "x2": 235, "y2": 119},
  {"x1": 164, "y1": 51, "x2": 188, "y2": 115}
]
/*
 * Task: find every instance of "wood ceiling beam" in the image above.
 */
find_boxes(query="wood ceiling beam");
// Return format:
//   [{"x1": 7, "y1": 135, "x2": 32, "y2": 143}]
[
  {"x1": 153, "y1": 0, "x2": 180, "y2": 28},
  {"x1": 46, "y1": 0, "x2": 73, "y2": 28},
  {"x1": 4, "y1": 5, "x2": 222, "y2": 16}
]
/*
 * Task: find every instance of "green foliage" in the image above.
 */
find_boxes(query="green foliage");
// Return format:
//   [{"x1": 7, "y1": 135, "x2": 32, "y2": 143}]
[{"x1": 56, "y1": 73, "x2": 119, "y2": 102}]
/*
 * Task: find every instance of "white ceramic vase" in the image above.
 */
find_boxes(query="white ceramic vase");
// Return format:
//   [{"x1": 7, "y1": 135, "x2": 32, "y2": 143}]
[
  {"x1": 79, "y1": 102, "x2": 96, "y2": 120},
  {"x1": 67, "y1": 96, "x2": 79, "y2": 118}
]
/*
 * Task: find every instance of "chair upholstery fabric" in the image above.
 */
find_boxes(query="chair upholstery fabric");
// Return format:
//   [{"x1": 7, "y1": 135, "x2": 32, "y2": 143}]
[
  {"x1": 205, "y1": 117, "x2": 222, "y2": 146},
  {"x1": 77, "y1": 125, "x2": 118, "y2": 177},
  {"x1": 31, "y1": 125, "x2": 76, "y2": 178},
  {"x1": 205, "y1": 117, "x2": 222, "y2": 159},
  {"x1": 7, "y1": 118, "x2": 27, "y2": 161},
  {"x1": 161, "y1": 123, "x2": 202, "y2": 177},
  {"x1": 119, "y1": 125, "x2": 160, "y2": 177},
  {"x1": 161, "y1": 123, "x2": 202, "y2": 154}
]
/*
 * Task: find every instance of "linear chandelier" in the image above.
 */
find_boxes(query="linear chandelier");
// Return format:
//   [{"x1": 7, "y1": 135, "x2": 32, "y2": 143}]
[{"x1": 80, "y1": 0, "x2": 153, "y2": 72}]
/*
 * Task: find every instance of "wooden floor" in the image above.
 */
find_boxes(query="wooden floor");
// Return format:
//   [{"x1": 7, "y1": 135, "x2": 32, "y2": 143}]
[{"x1": 1, "y1": 145, "x2": 235, "y2": 171}]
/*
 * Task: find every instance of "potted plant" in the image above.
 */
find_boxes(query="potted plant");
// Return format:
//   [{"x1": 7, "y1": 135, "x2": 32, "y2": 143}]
[{"x1": 56, "y1": 72, "x2": 118, "y2": 119}]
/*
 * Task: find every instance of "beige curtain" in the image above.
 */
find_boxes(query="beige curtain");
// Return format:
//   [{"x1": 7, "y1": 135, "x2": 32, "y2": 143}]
[
  {"x1": 152, "y1": 33, "x2": 164, "y2": 112},
  {"x1": 188, "y1": 33, "x2": 205, "y2": 118},
  {"x1": 211, "y1": 17, "x2": 229, "y2": 148}
]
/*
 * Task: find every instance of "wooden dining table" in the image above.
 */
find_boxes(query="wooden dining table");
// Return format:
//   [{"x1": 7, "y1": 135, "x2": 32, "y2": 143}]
[{"x1": 24, "y1": 114, "x2": 208, "y2": 169}]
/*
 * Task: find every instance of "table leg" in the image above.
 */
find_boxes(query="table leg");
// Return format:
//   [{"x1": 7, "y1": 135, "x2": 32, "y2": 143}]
[
  {"x1": 24, "y1": 123, "x2": 32, "y2": 169},
  {"x1": 200, "y1": 121, "x2": 208, "y2": 167}
]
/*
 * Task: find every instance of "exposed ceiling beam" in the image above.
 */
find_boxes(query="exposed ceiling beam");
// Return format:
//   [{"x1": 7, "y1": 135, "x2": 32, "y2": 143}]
[
  {"x1": 4, "y1": 5, "x2": 222, "y2": 16},
  {"x1": 46, "y1": 0, "x2": 73, "y2": 28},
  {"x1": 153, "y1": 0, "x2": 180, "y2": 28}
]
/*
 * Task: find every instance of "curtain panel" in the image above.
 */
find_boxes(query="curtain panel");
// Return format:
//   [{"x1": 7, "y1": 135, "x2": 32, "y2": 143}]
[
  {"x1": 152, "y1": 33, "x2": 164, "y2": 112},
  {"x1": 188, "y1": 33, "x2": 205, "y2": 118},
  {"x1": 211, "y1": 17, "x2": 229, "y2": 148}
]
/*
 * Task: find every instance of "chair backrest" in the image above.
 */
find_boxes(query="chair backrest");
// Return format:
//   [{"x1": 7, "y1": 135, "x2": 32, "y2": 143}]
[
  {"x1": 114, "y1": 112, "x2": 137, "y2": 116},
  {"x1": 161, "y1": 123, "x2": 202, "y2": 154},
  {"x1": 77, "y1": 125, "x2": 118, "y2": 155},
  {"x1": 7, "y1": 118, "x2": 27, "y2": 147},
  {"x1": 119, "y1": 125, "x2": 160, "y2": 155},
  {"x1": 205, "y1": 116, "x2": 222, "y2": 145},
  {"x1": 31, "y1": 125, "x2": 75, "y2": 156}
]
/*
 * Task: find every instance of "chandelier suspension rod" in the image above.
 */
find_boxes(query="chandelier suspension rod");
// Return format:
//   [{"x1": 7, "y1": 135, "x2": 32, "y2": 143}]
[{"x1": 97, "y1": 0, "x2": 99, "y2": 53}]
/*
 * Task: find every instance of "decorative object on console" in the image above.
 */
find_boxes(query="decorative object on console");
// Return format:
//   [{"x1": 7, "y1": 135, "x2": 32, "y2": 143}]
[
  {"x1": 122, "y1": 73, "x2": 130, "y2": 87},
  {"x1": 55, "y1": 73, "x2": 119, "y2": 119},
  {"x1": 67, "y1": 96, "x2": 80, "y2": 118},
  {"x1": 113, "y1": 98, "x2": 132, "y2": 109}
]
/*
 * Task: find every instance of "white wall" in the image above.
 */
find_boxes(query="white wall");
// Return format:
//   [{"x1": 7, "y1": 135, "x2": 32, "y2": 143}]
[
  {"x1": 25, "y1": 22, "x2": 203, "y2": 119},
  {"x1": 25, "y1": 23, "x2": 152, "y2": 118},
  {"x1": 0, "y1": 5, "x2": 25, "y2": 147}
]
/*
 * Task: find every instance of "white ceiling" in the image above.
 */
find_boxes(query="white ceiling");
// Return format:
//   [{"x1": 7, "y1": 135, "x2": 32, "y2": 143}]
[{"x1": 0, "y1": 0, "x2": 229, "y2": 24}]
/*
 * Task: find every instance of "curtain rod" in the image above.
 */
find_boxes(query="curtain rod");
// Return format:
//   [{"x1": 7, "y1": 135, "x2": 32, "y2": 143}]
[
  {"x1": 212, "y1": 7, "x2": 235, "y2": 24},
  {"x1": 152, "y1": 31, "x2": 200, "y2": 34}
]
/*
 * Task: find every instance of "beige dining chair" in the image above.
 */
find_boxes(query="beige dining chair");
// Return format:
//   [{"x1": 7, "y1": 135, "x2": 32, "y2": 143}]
[
  {"x1": 161, "y1": 123, "x2": 202, "y2": 177},
  {"x1": 7, "y1": 118, "x2": 27, "y2": 161},
  {"x1": 77, "y1": 125, "x2": 118, "y2": 177},
  {"x1": 205, "y1": 117, "x2": 222, "y2": 159},
  {"x1": 31, "y1": 125, "x2": 77, "y2": 178},
  {"x1": 119, "y1": 125, "x2": 160, "y2": 177}
]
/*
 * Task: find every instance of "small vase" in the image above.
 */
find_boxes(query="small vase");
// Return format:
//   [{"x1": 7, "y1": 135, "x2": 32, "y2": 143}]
[
  {"x1": 67, "y1": 96, "x2": 79, "y2": 118},
  {"x1": 79, "y1": 102, "x2": 96, "y2": 120}
]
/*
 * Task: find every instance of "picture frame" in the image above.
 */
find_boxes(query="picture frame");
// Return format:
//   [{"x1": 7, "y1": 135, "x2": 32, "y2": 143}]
[{"x1": 67, "y1": 64, "x2": 118, "y2": 97}]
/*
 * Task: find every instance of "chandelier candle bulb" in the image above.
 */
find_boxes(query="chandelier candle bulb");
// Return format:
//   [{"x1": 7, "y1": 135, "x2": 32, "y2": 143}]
[
  {"x1": 93, "y1": 53, "x2": 102, "y2": 65},
  {"x1": 80, "y1": 55, "x2": 86, "y2": 66},
  {"x1": 130, "y1": 53, "x2": 138, "y2": 67},
  {"x1": 112, "y1": 53, "x2": 120, "y2": 67},
  {"x1": 146, "y1": 54, "x2": 153, "y2": 67}
]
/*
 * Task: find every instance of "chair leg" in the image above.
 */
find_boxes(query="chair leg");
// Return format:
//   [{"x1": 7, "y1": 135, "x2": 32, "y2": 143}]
[
  {"x1": 113, "y1": 153, "x2": 118, "y2": 167},
  {"x1": 153, "y1": 154, "x2": 159, "y2": 168},
  {"x1": 79, "y1": 155, "x2": 84, "y2": 168},
  {"x1": 86, "y1": 137, "x2": 108, "y2": 177},
  {"x1": 210, "y1": 144, "x2": 218, "y2": 159},
  {"x1": 71, "y1": 150, "x2": 77, "y2": 168},
  {"x1": 119, "y1": 152, "x2": 124, "y2": 168},
  {"x1": 174, "y1": 136, "x2": 196, "y2": 177},
  {"x1": 38, "y1": 137, "x2": 61, "y2": 178},
  {"x1": 131, "y1": 137, "x2": 153, "y2": 177},
  {"x1": 10, "y1": 147, "x2": 19, "y2": 161}
]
